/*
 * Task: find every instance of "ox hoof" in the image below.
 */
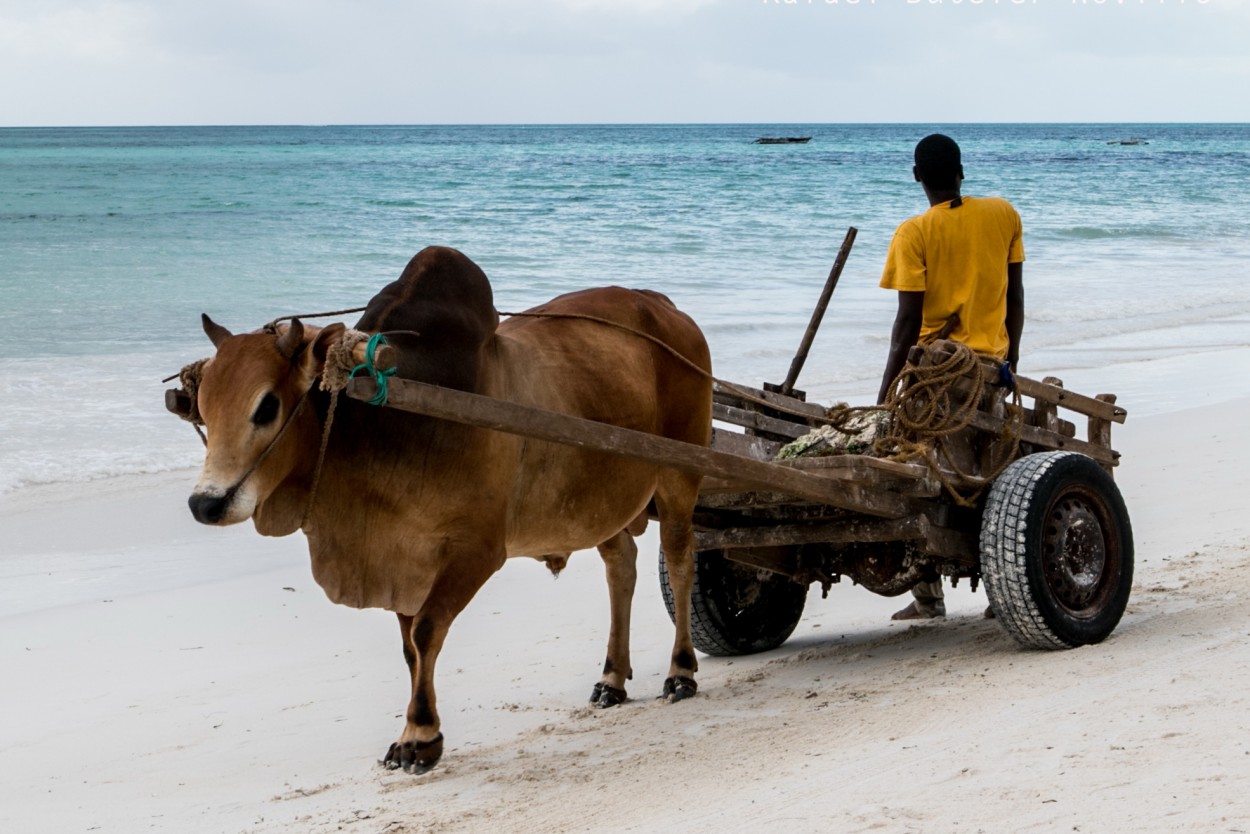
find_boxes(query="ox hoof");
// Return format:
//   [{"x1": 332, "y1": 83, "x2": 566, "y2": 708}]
[
  {"x1": 381, "y1": 733, "x2": 444, "y2": 774},
  {"x1": 661, "y1": 676, "x2": 698, "y2": 703},
  {"x1": 589, "y1": 682, "x2": 628, "y2": 708}
]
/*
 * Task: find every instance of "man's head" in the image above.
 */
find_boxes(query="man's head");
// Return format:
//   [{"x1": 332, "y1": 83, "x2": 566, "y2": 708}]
[{"x1": 912, "y1": 134, "x2": 963, "y2": 191}]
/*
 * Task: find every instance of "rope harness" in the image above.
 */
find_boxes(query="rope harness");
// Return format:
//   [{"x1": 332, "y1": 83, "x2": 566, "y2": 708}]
[{"x1": 497, "y1": 309, "x2": 838, "y2": 424}]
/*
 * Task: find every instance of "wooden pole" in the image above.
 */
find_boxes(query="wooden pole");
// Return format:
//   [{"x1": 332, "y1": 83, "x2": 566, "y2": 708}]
[
  {"x1": 348, "y1": 339, "x2": 396, "y2": 373},
  {"x1": 776, "y1": 226, "x2": 858, "y2": 396},
  {"x1": 347, "y1": 376, "x2": 919, "y2": 519}
]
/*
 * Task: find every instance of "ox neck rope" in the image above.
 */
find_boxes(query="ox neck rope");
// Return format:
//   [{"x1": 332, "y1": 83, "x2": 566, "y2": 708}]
[
  {"x1": 302, "y1": 383, "x2": 342, "y2": 530},
  {"x1": 300, "y1": 333, "x2": 391, "y2": 526}
]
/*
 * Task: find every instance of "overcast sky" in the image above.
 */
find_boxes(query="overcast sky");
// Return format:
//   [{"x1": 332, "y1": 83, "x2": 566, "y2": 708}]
[{"x1": 1, "y1": 0, "x2": 1246, "y2": 126}]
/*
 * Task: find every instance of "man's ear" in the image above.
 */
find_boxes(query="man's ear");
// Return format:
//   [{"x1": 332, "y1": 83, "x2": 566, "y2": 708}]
[{"x1": 912, "y1": 165, "x2": 922, "y2": 184}]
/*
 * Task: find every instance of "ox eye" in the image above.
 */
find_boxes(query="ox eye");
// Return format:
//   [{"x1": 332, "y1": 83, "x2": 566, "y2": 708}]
[{"x1": 251, "y1": 393, "x2": 280, "y2": 427}]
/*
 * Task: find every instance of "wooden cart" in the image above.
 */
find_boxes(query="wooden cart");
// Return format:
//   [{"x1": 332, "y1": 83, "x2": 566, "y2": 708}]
[{"x1": 345, "y1": 340, "x2": 1132, "y2": 657}]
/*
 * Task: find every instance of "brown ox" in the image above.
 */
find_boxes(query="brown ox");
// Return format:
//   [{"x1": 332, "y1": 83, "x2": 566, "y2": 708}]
[{"x1": 180, "y1": 246, "x2": 711, "y2": 773}]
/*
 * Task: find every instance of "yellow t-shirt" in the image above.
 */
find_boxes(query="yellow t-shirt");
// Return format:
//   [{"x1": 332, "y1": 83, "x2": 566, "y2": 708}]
[{"x1": 879, "y1": 196, "x2": 1024, "y2": 359}]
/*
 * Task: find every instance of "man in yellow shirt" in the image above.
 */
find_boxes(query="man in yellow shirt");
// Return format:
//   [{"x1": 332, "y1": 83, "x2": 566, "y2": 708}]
[{"x1": 878, "y1": 134, "x2": 1025, "y2": 620}]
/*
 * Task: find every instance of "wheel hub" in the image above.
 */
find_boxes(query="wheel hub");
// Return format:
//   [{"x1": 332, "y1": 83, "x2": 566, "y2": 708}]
[
  {"x1": 1043, "y1": 496, "x2": 1107, "y2": 611},
  {"x1": 723, "y1": 563, "x2": 767, "y2": 609}
]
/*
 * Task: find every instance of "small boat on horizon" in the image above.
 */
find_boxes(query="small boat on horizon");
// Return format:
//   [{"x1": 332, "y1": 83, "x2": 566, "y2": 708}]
[
  {"x1": 755, "y1": 136, "x2": 812, "y2": 145},
  {"x1": 1106, "y1": 138, "x2": 1148, "y2": 146}
]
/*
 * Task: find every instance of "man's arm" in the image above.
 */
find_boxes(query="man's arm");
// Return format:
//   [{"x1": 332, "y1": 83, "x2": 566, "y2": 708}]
[
  {"x1": 878, "y1": 290, "x2": 924, "y2": 403},
  {"x1": 1005, "y1": 261, "x2": 1024, "y2": 371}
]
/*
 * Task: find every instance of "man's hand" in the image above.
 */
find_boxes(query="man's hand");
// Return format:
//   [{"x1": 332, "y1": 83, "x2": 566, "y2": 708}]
[{"x1": 878, "y1": 290, "x2": 924, "y2": 403}]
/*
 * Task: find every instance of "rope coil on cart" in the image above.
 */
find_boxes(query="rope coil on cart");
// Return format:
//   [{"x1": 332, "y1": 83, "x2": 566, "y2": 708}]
[{"x1": 876, "y1": 342, "x2": 1024, "y2": 506}]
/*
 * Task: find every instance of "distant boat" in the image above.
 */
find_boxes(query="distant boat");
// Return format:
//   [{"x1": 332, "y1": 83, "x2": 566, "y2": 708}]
[
  {"x1": 755, "y1": 136, "x2": 812, "y2": 145},
  {"x1": 1106, "y1": 138, "x2": 1148, "y2": 145}
]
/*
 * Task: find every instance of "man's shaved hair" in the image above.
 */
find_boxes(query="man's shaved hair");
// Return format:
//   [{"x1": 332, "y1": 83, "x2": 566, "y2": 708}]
[{"x1": 914, "y1": 134, "x2": 962, "y2": 191}]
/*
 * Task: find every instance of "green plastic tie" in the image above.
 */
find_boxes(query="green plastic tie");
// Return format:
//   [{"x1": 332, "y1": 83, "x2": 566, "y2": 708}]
[{"x1": 350, "y1": 332, "x2": 396, "y2": 406}]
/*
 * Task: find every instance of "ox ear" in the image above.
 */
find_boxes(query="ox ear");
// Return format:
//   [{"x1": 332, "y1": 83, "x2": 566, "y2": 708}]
[
  {"x1": 312, "y1": 322, "x2": 347, "y2": 366},
  {"x1": 275, "y1": 318, "x2": 305, "y2": 360},
  {"x1": 202, "y1": 314, "x2": 232, "y2": 348},
  {"x1": 293, "y1": 322, "x2": 346, "y2": 386}
]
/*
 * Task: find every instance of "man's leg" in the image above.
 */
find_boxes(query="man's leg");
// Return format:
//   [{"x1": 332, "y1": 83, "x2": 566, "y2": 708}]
[{"x1": 891, "y1": 580, "x2": 946, "y2": 620}]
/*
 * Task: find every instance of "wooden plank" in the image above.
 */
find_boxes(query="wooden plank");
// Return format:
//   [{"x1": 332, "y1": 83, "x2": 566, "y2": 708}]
[
  {"x1": 696, "y1": 489, "x2": 817, "y2": 507},
  {"x1": 697, "y1": 516, "x2": 925, "y2": 551},
  {"x1": 965, "y1": 407, "x2": 1119, "y2": 465},
  {"x1": 777, "y1": 456, "x2": 940, "y2": 497},
  {"x1": 1011, "y1": 371, "x2": 1126, "y2": 423},
  {"x1": 920, "y1": 525, "x2": 978, "y2": 563},
  {"x1": 1088, "y1": 393, "x2": 1117, "y2": 447},
  {"x1": 713, "y1": 402, "x2": 810, "y2": 439},
  {"x1": 719, "y1": 546, "x2": 801, "y2": 577},
  {"x1": 1089, "y1": 393, "x2": 1118, "y2": 476},
  {"x1": 978, "y1": 386, "x2": 1010, "y2": 480},
  {"x1": 1034, "y1": 376, "x2": 1063, "y2": 433},
  {"x1": 353, "y1": 377, "x2": 919, "y2": 519},
  {"x1": 710, "y1": 428, "x2": 781, "y2": 461},
  {"x1": 712, "y1": 380, "x2": 830, "y2": 420},
  {"x1": 780, "y1": 454, "x2": 932, "y2": 480},
  {"x1": 696, "y1": 476, "x2": 745, "y2": 494},
  {"x1": 698, "y1": 515, "x2": 974, "y2": 563}
]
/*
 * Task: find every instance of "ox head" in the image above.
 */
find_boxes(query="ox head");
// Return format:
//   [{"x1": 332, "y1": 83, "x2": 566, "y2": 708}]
[{"x1": 184, "y1": 314, "x2": 344, "y2": 529}]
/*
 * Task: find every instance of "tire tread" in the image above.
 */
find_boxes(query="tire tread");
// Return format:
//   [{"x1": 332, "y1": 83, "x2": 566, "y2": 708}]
[{"x1": 981, "y1": 451, "x2": 1132, "y2": 649}]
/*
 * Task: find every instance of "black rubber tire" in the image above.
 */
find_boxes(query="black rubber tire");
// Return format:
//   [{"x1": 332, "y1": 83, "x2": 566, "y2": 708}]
[
  {"x1": 981, "y1": 451, "x2": 1134, "y2": 649},
  {"x1": 659, "y1": 548, "x2": 807, "y2": 657}
]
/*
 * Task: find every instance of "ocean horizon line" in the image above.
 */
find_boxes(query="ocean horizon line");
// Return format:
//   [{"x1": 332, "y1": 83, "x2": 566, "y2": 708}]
[{"x1": 3, "y1": 120, "x2": 1249, "y2": 131}]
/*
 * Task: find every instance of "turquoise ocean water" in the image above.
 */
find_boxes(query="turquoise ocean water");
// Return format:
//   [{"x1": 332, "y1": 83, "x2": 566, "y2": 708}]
[{"x1": 2, "y1": 123, "x2": 1248, "y2": 495}]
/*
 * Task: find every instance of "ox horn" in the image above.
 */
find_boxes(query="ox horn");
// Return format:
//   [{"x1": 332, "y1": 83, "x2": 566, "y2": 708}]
[
  {"x1": 275, "y1": 318, "x2": 305, "y2": 360},
  {"x1": 202, "y1": 314, "x2": 232, "y2": 348}
]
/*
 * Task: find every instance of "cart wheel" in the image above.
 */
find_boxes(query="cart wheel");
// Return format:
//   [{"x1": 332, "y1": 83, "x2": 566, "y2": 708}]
[
  {"x1": 659, "y1": 549, "x2": 807, "y2": 657},
  {"x1": 980, "y1": 451, "x2": 1133, "y2": 649}
]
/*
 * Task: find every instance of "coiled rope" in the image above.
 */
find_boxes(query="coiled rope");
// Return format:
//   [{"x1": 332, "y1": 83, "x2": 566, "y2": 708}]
[{"x1": 873, "y1": 341, "x2": 1024, "y2": 506}]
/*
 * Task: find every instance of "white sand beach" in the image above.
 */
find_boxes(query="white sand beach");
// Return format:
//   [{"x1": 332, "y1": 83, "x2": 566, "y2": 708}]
[{"x1": 3, "y1": 351, "x2": 1249, "y2": 834}]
